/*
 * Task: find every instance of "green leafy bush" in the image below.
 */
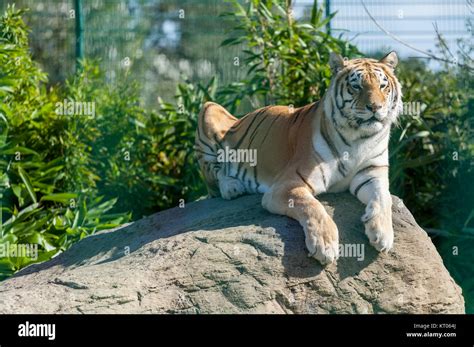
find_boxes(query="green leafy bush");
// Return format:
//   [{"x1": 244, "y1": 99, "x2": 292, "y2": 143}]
[
  {"x1": 60, "y1": 64, "x2": 214, "y2": 217},
  {"x1": 0, "y1": 6, "x2": 213, "y2": 279},
  {"x1": 392, "y1": 59, "x2": 473, "y2": 232},
  {"x1": 389, "y1": 31, "x2": 473, "y2": 312},
  {"x1": 0, "y1": 7, "x2": 130, "y2": 279},
  {"x1": 217, "y1": 0, "x2": 361, "y2": 113}
]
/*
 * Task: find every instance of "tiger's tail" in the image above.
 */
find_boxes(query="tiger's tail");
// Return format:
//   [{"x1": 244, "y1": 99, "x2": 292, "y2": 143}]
[{"x1": 194, "y1": 102, "x2": 238, "y2": 197}]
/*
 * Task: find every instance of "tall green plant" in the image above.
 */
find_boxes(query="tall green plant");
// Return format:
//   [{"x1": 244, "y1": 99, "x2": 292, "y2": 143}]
[
  {"x1": 388, "y1": 24, "x2": 474, "y2": 312},
  {"x1": 0, "y1": 6, "x2": 129, "y2": 279},
  {"x1": 218, "y1": 0, "x2": 360, "y2": 113}
]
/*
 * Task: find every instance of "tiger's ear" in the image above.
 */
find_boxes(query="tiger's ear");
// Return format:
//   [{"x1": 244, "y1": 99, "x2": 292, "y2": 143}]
[
  {"x1": 329, "y1": 52, "x2": 345, "y2": 74},
  {"x1": 379, "y1": 51, "x2": 398, "y2": 69}
]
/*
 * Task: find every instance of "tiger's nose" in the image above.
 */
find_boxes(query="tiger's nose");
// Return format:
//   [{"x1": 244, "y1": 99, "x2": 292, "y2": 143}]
[{"x1": 366, "y1": 103, "x2": 382, "y2": 113}]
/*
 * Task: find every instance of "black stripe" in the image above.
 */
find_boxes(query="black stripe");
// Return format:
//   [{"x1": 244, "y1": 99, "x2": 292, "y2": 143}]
[
  {"x1": 336, "y1": 77, "x2": 345, "y2": 109},
  {"x1": 196, "y1": 102, "x2": 218, "y2": 151},
  {"x1": 339, "y1": 76, "x2": 353, "y2": 108},
  {"x1": 194, "y1": 147, "x2": 216, "y2": 157},
  {"x1": 319, "y1": 166, "x2": 327, "y2": 190},
  {"x1": 291, "y1": 109, "x2": 303, "y2": 124},
  {"x1": 197, "y1": 137, "x2": 215, "y2": 153},
  {"x1": 356, "y1": 165, "x2": 389, "y2": 176},
  {"x1": 391, "y1": 85, "x2": 398, "y2": 110},
  {"x1": 296, "y1": 169, "x2": 316, "y2": 194},
  {"x1": 332, "y1": 71, "x2": 349, "y2": 110},
  {"x1": 332, "y1": 110, "x2": 350, "y2": 146},
  {"x1": 320, "y1": 114, "x2": 347, "y2": 176},
  {"x1": 312, "y1": 149, "x2": 324, "y2": 164},
  {"x1": 213, "y1": 134, "x2": 224, "y2": 150},
  {"x1": 235, "y1": 161, "x2": 243, "y2": 181},
  {"x1": 372, "y1": 147, "x2": 388, "y2": 160},
  {"x1": 233, "y1": 108, "x2": 267, "y2": 149},
  {"x1": 359, "y1": 131, "x2": 379, "y2": 140},
  {"x1": 335, "y1": 127, "x2": 350, "y2": 146},
  {"x1": 337, "y1": 162, "x2": 347, "y2": 177},
  {"x1": 248, "y1": 113, "x2": 268, "y2": 149},
  {"x1": 320, "y1": 115, "x2": 340, "y2": 160},
  {"x1": 243, "y1": 112, "x2": 269, "y2": 190},
  {"x1": 212, "y1": 164, "x2": 220, "y2": 177},
  {"x1": 226, "y1": 114, "x2": 252, "y2": 133},
  {"x1": 354, "y1": 177, "x2": 376, "y2": 197},
  {"x1": 290, "y1": 102, "x2": 314, "y2": 125},
  {"x1": 241, "y1": 168, "x2": 248, "y2": 185},
  {"x1": 342, "y1": 98, "x2": 353, "y2": 106},
  {"x1": 260, "y1": 116, "x2": 279, "y2": 147},
  {"x1": 196, "y1": 121, "x2": 216, "y2": 153},
  {"x1": 253, "y1": 165, "x2": 259, "y2": 192},
  {"x1": 226, "y1": 121, "x2": 246, "y2": 133}
]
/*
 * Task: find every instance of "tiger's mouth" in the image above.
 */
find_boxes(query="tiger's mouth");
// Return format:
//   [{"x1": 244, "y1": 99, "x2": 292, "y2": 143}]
[{"x1": 356, "y1": 115, "x2": 382, "y2": 125}]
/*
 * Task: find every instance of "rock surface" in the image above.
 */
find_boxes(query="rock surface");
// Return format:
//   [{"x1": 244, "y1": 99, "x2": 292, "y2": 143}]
[{"x1": 0, "y1": 193, "x2": 465, "y2": 314}]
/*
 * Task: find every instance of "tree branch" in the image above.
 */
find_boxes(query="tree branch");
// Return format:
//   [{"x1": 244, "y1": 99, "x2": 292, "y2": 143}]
[{"x1": 361, "y1": 0, "x2": 473, "y2": 72}]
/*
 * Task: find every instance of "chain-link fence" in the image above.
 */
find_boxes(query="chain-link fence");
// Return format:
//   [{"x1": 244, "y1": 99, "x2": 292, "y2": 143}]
[
  {"x1": 1, "y1": 0, "x2": 471, "y2": 104},
  {"x1": 327, "y1": 0, "x2": 471, "y2": 60}
]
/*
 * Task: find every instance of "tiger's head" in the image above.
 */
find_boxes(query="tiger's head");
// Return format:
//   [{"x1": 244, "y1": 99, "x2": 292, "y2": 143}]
[{"x1": 326, "y1": 52, "x2": 403, "y2": 139}]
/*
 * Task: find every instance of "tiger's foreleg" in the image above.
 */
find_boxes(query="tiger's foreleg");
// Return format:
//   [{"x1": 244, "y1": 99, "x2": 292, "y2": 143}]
[
  {"x1": 217, "y1": 169, "x2": 246, "y2": 200},
  {"x1": 350, "y1": 166, "x2": 393, "y2": 252},
  {"x1": 262, "y1": 184, "x2": 339, "y2": 265}
]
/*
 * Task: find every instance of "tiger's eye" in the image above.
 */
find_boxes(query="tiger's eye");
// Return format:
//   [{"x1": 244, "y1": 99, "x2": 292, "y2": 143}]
[{"x1": 351, "y1": 84, "x2": 361, "y2": 91}]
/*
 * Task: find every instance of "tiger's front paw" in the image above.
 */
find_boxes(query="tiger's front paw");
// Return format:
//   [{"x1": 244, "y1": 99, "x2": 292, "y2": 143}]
[
  {"x1": 362, "y1": 199, "x2": 393, "y2": 252},
  {"x1": 305, "y1": 215, "x2": 340, "y2": 265},
  {"x1": 218, "y1": 176, "x2": 246, "y2": 200}
]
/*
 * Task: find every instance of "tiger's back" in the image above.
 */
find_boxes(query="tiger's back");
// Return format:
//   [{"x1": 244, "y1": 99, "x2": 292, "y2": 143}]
[{"x1": 195, "y1": 101, "x2": 318, "y2": 199}]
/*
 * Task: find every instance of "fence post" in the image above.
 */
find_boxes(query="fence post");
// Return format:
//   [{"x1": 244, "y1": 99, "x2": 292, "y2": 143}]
[
  {"x1": 74, "y1": 0, "x2": 84, "y2": 72},
  {"x1": 325, "y1": 0, "x2": 331, "y2": 35}
]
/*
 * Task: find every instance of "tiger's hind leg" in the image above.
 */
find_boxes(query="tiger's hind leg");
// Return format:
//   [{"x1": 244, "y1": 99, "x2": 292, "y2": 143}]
[{"x1": 195, "y1": 102, "x2": 241, "y2": 198}]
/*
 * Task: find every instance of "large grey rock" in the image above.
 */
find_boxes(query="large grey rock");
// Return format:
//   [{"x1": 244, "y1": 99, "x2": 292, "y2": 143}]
[{"x1": 0, "y1": 193, "x2": 465, "y2": 314}]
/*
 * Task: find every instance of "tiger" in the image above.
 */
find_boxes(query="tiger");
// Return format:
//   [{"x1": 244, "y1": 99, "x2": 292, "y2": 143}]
[{"x1": 194, "y1": 52, "x2": 403, "y2": 265}]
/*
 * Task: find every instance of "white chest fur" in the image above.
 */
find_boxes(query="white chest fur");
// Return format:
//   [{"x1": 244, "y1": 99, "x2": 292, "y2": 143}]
[{"x1": 310, "y1": 113, "x2": 390, "y2": 194}]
